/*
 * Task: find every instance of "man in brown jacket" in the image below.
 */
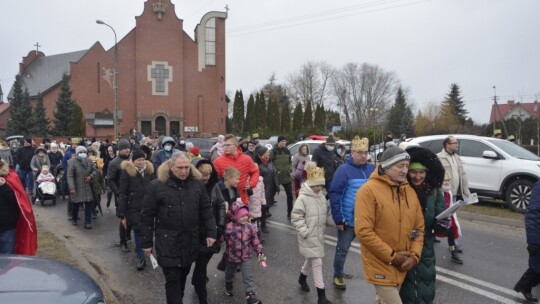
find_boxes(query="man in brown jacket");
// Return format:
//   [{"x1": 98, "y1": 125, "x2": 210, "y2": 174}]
[{"x1": 355, "y1": 146, "x2": 424, "y2": 303}]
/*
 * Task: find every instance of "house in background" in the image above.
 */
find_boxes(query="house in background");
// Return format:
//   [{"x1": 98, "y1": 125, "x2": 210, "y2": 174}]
[
  {"x1": 490, "y1": 100, "x2": 539, "y2": 123},
  {"x1": 8, "y1": 0, "x2": 227, "y2": 138},
  {"x1": 0, "y1": 84, "x2": 11, "y2": 138}
]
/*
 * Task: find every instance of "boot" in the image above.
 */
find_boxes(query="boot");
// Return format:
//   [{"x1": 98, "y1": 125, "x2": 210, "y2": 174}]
[
  {"x1": 225, "y1": 282, "x2": 234, "y2": 297},
  {"x1": 246, "y1": 292, "x2": 262, "y2": 304},
  {"x1": 450, "y1": 246, "x2": 463, "y2": 264},
  {"x1": 121, "y1": 241, "x2": 130, "y2": 253},
  {"x1": 137, "y1": 258, "x2": 146, "y2": 271},
  {"x1": 298, "y1": 273, "x2": 310, "y2": 292},
  {"x1": 261, "y1": 223, "x2": 269, "y2": 234},
  {"x1": 514, "y1": 283, "x2": 539, "y2": 302},
  {"x1": 316, "y1": 288, "x2": 332, "y2": 304}
]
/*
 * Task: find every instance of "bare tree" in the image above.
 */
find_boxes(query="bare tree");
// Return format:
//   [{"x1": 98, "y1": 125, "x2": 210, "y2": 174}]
[
  {"x1": 286, "y1": 61, "x2": 333, "y2": 108},
  {"x1": 331, "y1": 62, "x2": 398, "y2": 130}
]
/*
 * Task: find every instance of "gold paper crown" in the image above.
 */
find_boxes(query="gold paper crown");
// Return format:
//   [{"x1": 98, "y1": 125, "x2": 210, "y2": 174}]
[
  {"x1": 41, "y1": 165, "x2": 49, "y2": 169},
  {"x1": 305, "y1": 162, "x2": 325, "y2": 186},
  {"x1": 351, "y1": 136, "x2": 369, "y2": 151}
]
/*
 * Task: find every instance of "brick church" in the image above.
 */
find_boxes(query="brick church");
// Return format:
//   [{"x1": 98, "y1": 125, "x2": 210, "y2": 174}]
[{"x1": 9, "y1": 0, "x2": 227, "y2": 138}]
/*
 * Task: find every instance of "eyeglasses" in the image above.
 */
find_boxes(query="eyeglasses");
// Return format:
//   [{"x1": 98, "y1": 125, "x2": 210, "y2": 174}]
[{"x1": 448, "y1": 142, "x2": 459, "y2": 145}]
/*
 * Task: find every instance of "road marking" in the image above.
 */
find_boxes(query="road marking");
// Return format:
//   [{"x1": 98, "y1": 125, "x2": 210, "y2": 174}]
[{"x1": 268, "y1": 220, "x2": 521, "y2": 303}]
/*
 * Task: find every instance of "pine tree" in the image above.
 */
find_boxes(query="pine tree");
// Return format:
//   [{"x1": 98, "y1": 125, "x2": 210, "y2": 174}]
[
  {"x1": 325, "y1": 110, "x2": 341, "y2": 128},
  {"x1": 292, "y1": 102, "x2": 303, "y2": 136},
  {"x1": 386, "y1": 87, "x2": 414, "y2": 137},
  {"x1": 303, "y1": 100, "x2": 313, "y2": 133},
  {"x1": 266, "y1": 98, "x2": 280, "y2": 134},
  {"x1": 255, "y1": 91, "x2": 267, "y2": 130},
  {"x1": 29, "y1": 93, "x2": 50, "y2": 136},
  {"x1": 6, "y1": 74, "x2": 26, "y2": 135},
  {"x1": 53, "y1": 73, "x2": 75, "y2": 135},
  {"x1": 245, "y1": 94, "x2": 256, "y2": 133},
  {"x1": 232, "y1": 90, "x2": 245, "y2": 134},
  {"x1": 68, "y1": 103, "x2": 85, "y2": 136},
  {"x1": 280, "y1": 101, "x2": 291, "y2": 135},
  {"x1": 314, "y1": 104, "x2": 326, "y2": 132},
  {"x1": 442, "y1": 83, "x2": 468, "y2": 127}
]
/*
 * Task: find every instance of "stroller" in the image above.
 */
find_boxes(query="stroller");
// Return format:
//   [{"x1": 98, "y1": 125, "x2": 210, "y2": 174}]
[
  {"x1": 53, "y1": 163, "x2": 68, "y2": 201},
  {"x1": 34, "y1": 179, "x2": 57, "y2": 206}
]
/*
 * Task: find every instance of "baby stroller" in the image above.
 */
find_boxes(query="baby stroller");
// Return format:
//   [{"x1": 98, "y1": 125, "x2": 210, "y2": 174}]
[
  {"x1": 53, "y1": 163, "x2": 68, "y2": 201},
  {"x1": 34, "y1": 180, "x2": 57, "y2": 206}
]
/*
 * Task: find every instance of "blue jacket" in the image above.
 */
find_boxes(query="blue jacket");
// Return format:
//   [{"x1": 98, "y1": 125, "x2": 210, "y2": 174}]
[
  {"x1": 526, "y1": 181, "x2": 540, "y2": 246},
  {"x1": 153, "y1": 148, "x2": 180, "y2": 170},
  {"x1": 329, "y1": 155, "x2": 374, "y2": 226},
  {"x1": 62, "y1": 147, "x2": 75, "y2": 171}
]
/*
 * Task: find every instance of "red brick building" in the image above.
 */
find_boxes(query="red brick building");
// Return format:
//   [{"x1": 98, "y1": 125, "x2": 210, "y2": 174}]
[{"x1": 9, "y1": 0, "x2": 227, "y2": 138}]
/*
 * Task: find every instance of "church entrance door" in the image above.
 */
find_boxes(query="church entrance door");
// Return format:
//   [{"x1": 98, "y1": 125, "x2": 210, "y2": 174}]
[{"x1": 155, "y1": 116, "x2": 166, "y2": 135}]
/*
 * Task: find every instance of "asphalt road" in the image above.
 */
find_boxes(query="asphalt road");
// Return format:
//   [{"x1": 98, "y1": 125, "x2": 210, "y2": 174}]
[{"x1": 33, "y1": 192, "x2": 534, "y2": 304}]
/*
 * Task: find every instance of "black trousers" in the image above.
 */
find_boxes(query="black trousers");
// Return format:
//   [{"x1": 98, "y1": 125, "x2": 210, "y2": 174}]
[
  {"x1": 516, "y1": 246, "x2": 540, "y2": 292},
  {"x1": 281, "y1": 182, "x2": 293, "y2": 214},
  {"x1": 162, "y1": 264, "x2": 193, "y2": 304},
  {"x1": 192, "y1": 252, "x2": 214, "y2": 304}
]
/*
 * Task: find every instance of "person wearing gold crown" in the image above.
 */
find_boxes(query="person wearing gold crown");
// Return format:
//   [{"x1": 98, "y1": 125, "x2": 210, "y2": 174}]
[
  {"x1": 291, "y1": 161, "x2": 333, "y2": 304},
  {"x1": 328, "y1": 136, "x2": 375, "y2": 290}
]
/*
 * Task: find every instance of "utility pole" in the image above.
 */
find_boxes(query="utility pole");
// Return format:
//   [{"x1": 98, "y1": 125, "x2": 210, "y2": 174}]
[{"x1": 493, "y1": 86, "x2": 508, "y2": 136}]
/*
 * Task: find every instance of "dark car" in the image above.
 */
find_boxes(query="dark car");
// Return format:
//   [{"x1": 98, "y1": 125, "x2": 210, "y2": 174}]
[
  {"x1": 186, "y1": 138, "x2": 217, "y2": 159},
  {"x1": 0, "y1": 255, "x2": 106, "y2": 304}
]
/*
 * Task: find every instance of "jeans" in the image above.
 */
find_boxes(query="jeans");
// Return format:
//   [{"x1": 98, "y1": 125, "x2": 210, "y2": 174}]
[
  {"x1": 225, "y1": 259, "x2": 255, "y2": 295},
  {"x1": 19, "y1": 169, "x2": 34, "y2": 192},
  {"x1": 133, "y1": 229, "x2": 144, "y2": 259},
  {"x1": 0, "y1": 229, "x2": 16, "y2": 254},
  {"x1": 162, "y1": 264, "x2": 193, "y2": 304},
  {"x1": 333, "y1": 226, "x2": 357, "y2": 277}
]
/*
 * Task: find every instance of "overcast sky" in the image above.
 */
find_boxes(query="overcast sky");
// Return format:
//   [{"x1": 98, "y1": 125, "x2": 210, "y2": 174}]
[{"x1": 1, "y1": 0, "x2": 539, "y2": 124}]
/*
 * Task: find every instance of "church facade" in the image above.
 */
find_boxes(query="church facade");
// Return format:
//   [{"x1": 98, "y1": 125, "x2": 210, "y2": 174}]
[{"x1": 11, "y1": 0, "x2": 227, "y2": 138}]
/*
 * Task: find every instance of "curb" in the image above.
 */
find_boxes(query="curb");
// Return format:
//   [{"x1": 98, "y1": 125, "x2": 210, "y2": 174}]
[{"x1": 458, "y1": 210, "x2": 525, "y2": 229}]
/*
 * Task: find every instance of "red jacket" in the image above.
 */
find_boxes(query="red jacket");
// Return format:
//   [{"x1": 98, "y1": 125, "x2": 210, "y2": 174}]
[{"x1": 213, "y1": 147, "x2": 260, "y2": 204}]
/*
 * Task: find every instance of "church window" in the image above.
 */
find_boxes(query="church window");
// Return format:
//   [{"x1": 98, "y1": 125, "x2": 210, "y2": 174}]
[
  {"x1": 147, "y1": 61, "x2": 173, "y2": 96},
  {"x1": 205, "y1": 18, "x2": 216, "y2": 66}
]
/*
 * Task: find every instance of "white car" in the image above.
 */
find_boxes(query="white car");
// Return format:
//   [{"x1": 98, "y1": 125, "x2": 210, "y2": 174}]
[
  {"x1": 288, "y1": 139, "x2": 351, "y2": 161},
  {"x1": 402, "y1": 134, "x2": 540, "y2": 213}
]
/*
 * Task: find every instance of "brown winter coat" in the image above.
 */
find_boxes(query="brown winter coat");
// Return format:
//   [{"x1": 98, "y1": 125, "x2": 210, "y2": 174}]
[
  {"x1": 355, "y1": 166, "x2": 425, "y2": 286},
  {"x1": 67, "y1": 156, "x2": 97, "y2": 203}
]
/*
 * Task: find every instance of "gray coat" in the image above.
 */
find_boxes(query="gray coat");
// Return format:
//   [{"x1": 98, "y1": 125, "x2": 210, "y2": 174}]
[
  {"x1": 291, "y1": 183, "x2": 330, "y2": 258},
  {"x1": 67, "y1": 156, "x2": 97, "y2": 203}
]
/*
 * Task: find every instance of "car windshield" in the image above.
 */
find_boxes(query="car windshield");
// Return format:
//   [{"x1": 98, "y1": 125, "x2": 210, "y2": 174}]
[{"x1": 488, "y1": 139, "x2": 540, "y2": 161}]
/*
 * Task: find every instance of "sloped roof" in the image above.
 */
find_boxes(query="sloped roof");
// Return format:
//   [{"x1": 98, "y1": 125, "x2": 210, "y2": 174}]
[
  {"x1": 490, "y1": 102, "x2": 538, "y2": 123},
  {"x1": 8, "y1": 50, "x2": 88, "y2": 99},
  {"x1": 0, "y1": 102, "x2": 11, "y2": 115}
]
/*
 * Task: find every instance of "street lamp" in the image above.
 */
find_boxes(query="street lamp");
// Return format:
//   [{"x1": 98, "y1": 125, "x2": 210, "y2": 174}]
[
  {"x1": 96, "y1": 19, "x2": 118, "y2": 141},
  {"x1": 369, "y1": 107, "x2": 379, "y2": 164}
]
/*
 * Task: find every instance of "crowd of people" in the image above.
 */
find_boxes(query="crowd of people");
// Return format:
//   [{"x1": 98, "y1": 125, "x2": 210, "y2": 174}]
[{"x1": 1, "y1": 131, "x2": 535, "y2": 304}]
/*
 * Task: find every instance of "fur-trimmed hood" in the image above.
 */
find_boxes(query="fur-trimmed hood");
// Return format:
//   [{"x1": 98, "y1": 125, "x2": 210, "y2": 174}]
[
  {"x1": 0, "y1": 159, "x2": 8, "y2": 176},
  {"x1": 156, "y1": 159, "x2": 202, "y2": 183},
  {"x1": 121, "y1": 160, "x2": 155, "y2": 177}
]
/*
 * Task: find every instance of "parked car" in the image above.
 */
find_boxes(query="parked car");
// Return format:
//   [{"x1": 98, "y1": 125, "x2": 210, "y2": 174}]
[
  {"x1": 0, "y1": 254, "x2": 106, "y2": 304},
  {"x1": 402, "y1": 134, "x2": 540, "y2": 213},
  {"x1": 185, "y1": 138, "x2": 217, "y2": 159},
  {"x1": 288, "y1": 139, "x2": 351, "y2": 161}
]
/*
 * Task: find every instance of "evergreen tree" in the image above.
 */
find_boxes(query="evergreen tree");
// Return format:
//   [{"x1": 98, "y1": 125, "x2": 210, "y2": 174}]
[
  {"x1": 314, "y1": 104, "x2": 326, "y2": 132},
  {"x1": 53, "y1": 73, "x2": 75, "y2": 135},
  {"x1": 29, "y1": 93, "x2": 50, "y2": 136},
  {"x1": 325, "y1": 110, "x2": 341, "y2": 128},
  {"x1": 245, "y1": 94, "x2": 256, "y2": 133},
  {"x1": 68, "y1": 103, "x2": 85, "y2": 136},
  {"x1": 266, "y1": 98, "x2": 280, "y2": 134},
  {"x1": 255, "y1": 91, "x2": 267, "y2": 130},
  {"x1": 6, "y1": 74, "x2": 28, "y2": 135},
  {"x1": 386, "y1": 87, "x2": 414, "y2": 137},
  {"x1": 280, "y1": 101, "x2": 291, "y2": 135},
  {"x1": 232, "y1": 90, "x2": 245, "y2": 134},
  {"x1": 292, "y1": 102, "x2": 303, "y2": 136},
  {"x1": 303, "y1": 100, "x2": 313, "y2": 133},
  {"x1": 441, "y1": 83, "x2": 468, "y2": 127}
]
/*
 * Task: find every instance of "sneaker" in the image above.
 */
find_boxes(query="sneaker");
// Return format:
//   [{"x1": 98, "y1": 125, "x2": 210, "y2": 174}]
[
  {"x1": 333, "y1": 276, "x2": 346, "y2": 289},
  {"x1": 85, "y1": 223, "x2": 92, "y2": 229},
  {"x1": 246, "y1": 292, "x2": 261, "y2": 304},
  {"x1": 72, "y1": 220, "x2": 78, "y2": 226},
  {"x1": 225, "y1": 282, "x2": 234, "y2": 297},
  {"x1": 450, "y1": 246, "x2": 463, "y2": 264},
  {"x1": 137, "y1": 258, "x2": 146, "y2": 271},
  {"x1": 121, "y1": 242, "x2": 130, "y2": 253}
]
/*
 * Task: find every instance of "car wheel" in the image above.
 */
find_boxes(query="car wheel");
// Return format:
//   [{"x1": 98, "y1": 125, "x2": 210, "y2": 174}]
[{"x1": 505, "y1": 179, "x2": 534, "y2": 213}]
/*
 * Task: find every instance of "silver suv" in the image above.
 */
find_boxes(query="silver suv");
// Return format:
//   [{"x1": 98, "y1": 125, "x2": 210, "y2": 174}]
[{"x1": 402, "y1": 134, "x2": 540, "y2": 213}]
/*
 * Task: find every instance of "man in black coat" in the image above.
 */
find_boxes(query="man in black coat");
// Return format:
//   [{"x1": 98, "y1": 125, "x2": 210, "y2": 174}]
[
  {"x1": 140, "y1": 152, "x2": 216, "y2": 304},
  {"x1": 311, "y1": 136, "x2": 343, "y2": 193},
  {"x1": 106, "y1": 138, "x2": 131, "y2": 251}
]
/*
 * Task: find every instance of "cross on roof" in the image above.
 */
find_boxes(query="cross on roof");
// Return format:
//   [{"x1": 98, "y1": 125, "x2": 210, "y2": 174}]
[{"x1": 34, "y1": 42, "x2": 41, "y2": 54}]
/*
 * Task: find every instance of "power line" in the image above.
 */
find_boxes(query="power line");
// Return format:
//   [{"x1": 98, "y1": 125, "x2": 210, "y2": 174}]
[{"x1": 228, "y1": 0, "x2": 432, "y2": 37}]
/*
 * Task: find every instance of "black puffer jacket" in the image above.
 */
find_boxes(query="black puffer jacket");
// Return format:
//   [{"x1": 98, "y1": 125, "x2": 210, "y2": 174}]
[
  {"x1": 139, "y1": 161, "x2": 217, "y2": 268},
  {"x1": 192, "y1": 158, "x2": 226, "y2": 253},
  {"x1": 311, "y1": 143, "x2": 343, "y2": 183},
  {"x1": 117, "y1": 160, "x2": 155, "y2": 229}
]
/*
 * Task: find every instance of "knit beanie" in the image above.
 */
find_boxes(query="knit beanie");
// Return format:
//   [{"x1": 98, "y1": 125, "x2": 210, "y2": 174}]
[
  {"x1": 131, "y1": 149, "x2": 146, "y2": 161},
  {"x1": 326, "y1": 136, "x2": 336, "y2": 145},
  {"x1": 380, "y1": 146, "x2": 410, "y2": 170},
  {"x1": 255, "y1": 145, "x2": 268, "y2": 156},
  {"x1": 235, "y1": 206, "x2": 250, "y2": 221},
  {"x1": 117, "y1": 139, "x2": 131, "y2": 150},
  {"x1": 277, "y1": 135, "x2": 286, "y2": 143},
  {"x1": 75, "y1": 146, "x2": 87, "y2": 154}
]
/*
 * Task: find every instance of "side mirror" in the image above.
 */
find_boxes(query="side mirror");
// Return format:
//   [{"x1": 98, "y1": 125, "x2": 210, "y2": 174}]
[{"x1": 482, "y1": 150, "x2": 499, "y2": 160}]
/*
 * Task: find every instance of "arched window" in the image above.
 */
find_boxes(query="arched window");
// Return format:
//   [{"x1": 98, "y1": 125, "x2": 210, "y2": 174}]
[{"x1": 205, "y1": 18, "x2": 216, "y2": 66}]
